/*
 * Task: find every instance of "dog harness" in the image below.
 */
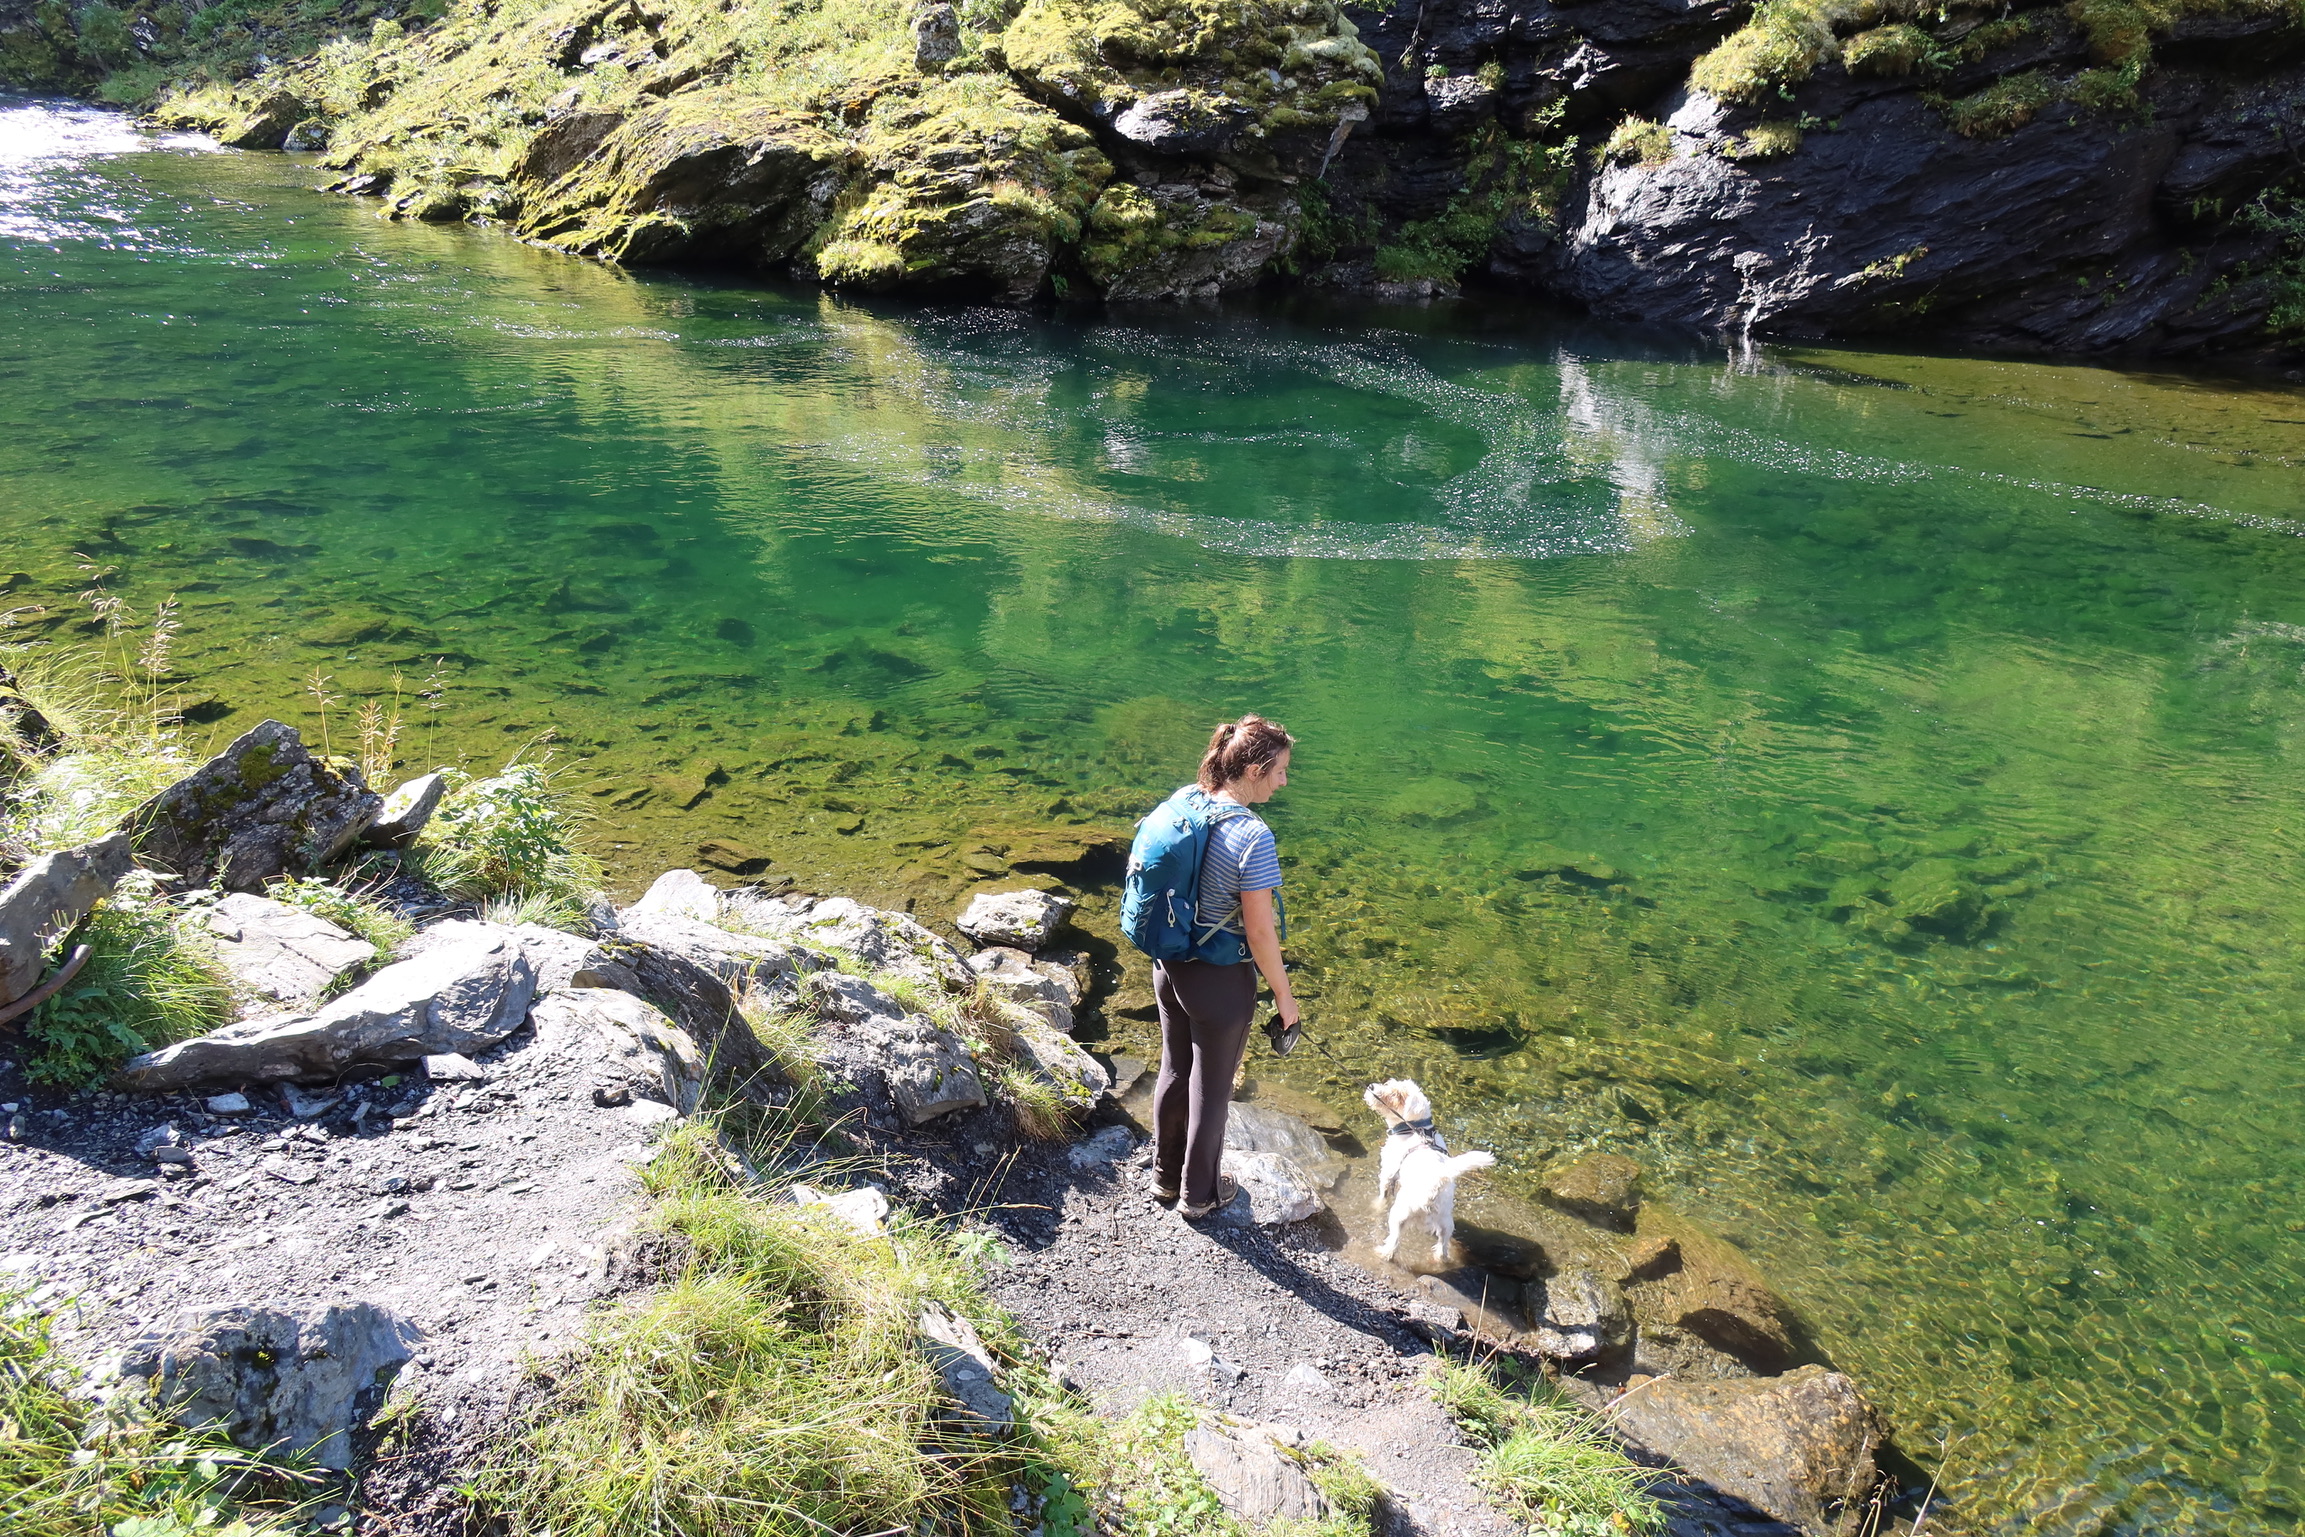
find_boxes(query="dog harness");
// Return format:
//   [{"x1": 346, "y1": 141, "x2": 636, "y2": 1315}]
[{"x1": 1388, "y1": 1116, "x2": 1448, "y2": 1153}]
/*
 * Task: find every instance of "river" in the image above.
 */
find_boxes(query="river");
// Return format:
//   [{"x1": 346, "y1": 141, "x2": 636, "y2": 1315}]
[{"x1": 7, "y1": 92, "x2": 2305, "y2": 1535}]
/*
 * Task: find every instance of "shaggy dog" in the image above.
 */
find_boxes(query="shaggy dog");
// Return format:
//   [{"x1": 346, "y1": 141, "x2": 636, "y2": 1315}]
[{"x1": 1363, "y1": 1078, "x2": 1496, "y2": 1266}]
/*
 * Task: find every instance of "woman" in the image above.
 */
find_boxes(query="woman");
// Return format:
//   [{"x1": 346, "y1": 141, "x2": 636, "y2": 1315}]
[{"x1": 1152, "y1": 714, "x2": 1303, "y2": 1220}]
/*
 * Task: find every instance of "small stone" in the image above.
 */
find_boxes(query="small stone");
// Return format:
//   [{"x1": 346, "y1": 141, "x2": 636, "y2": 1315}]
[
  {"x1": 422, "y1": 1053, "x2": 487, "y2": 1083},
  {"x1": 1284, "y1": 1361, "x2": 1334, "y2": 1393},
  {"x1": 98, "y1": 1178, "x2": 157, "y2": 1203},
  {"x1": 1067, "y1": 1126, "x2": 1136, "y2": 1169},
  {"x1": 156, "y1": 1163, "x2": 192, "y2": 1181},
  {"x1": 204, "y1": 1093, "x2": 253, "y2": 1116},
  {"x1": 363, "y1": 772, "x2": 446, "y2": 850},
  {"x1": 955, "y1": 889, "x2": 1075, "y2": 951},
  {"x1": 284, "y1": 1089, "x2": 340, "y2": 1120},
  {"x1": 267, "y1": 1166, "x2": 318, "y2": 1185},
  {"x1": 626, "y1": 868, "x2": 720, "y2": 923},
  {"x1": 1179, "y1": 1335, "x2": 1215, "y2": 1367},
  {"x1": 591, "y1": 1083, "x2": 632, "y2": 1107},
  {"x1": 5, "y1": 1114, "x2": 23, "y2": 1142},
  {"x1": 151, "y1": 1146, "x2": 195, "y2": 1167},
  {"x1": 791, "y1": 1182, "x2": 890, "y2": 1237}
]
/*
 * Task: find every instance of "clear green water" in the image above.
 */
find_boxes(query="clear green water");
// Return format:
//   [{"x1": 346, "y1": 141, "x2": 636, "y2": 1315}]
[{"x1": 9, "y1": 94, "x2": 2305, "y2": 1534}]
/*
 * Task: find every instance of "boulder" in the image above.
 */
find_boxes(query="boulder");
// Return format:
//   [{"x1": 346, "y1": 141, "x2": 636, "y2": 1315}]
[
  {"x1": 362, "y1": 772, "x2": 446, "y2": 850},
  {"x1": 917, "y1": 1302, "x2": 1011, "y2": 1433},
  {"x1": 0, "y1": 831, "x2": 133, "y2": 1006},
  {"x1": 1183, "y1": 1422, "x2": 1328, "y2": 1522},
  {"x1": 598, "y1": 912, "x2": 812, "y2": 1087},
  {"x1": 1628, "y1": 1224, "x2": 1805, "y2": 1373},
  {"x1": 1223, "y1": 1102, "x2": 1345, "y2": 1190},
  {"x1": 506, "y1": 923, "x2": 639, "y2": 994},
  {"x1": 281, "y1": 118, "x2": 331, "y2": 153},
  {"x1": 968, "y1": 944, "x2": 1077, "y2": 1031},
  {"x1": 1012, "y1": 1019, "x2": 1110, "y2": 1105},
  {"x1": 626, "y1": 867, "x2": 720, "y2": 923},
  {"x1": 1218, "y1": 1148, "x2": 1323, "y2": 1225},
  {"x1": 724, "y1": 892, "x2": 971, "y2": 993},
  {"x1": 810, "y1": 972, "x2": 985, "y2": 1126},
  {"x1": 1607, "y1": 1365, "x2": 1882, "y2": 1536},
  {"x1": 116, "y1": 922, "x2": 535, "y2": 1090},
  {"x1": 217, "y1": 90, "x2": 314, "y2": 150},
  {"x1": 1529, "y1": 1267, "x2": 1632, "y2": 1365},
  {"x1": 201, "y1": 892, "x2": 374, "y2": 1007},
  {"x1": 120, "y1": 1302, "x2": 421, "y2": 1470},
  {"x1": 956, "y1": 888, "x2": 1074, "y2": 951},
  {"x1": 1113, "y1": 88, "x2": 1254, "y2": 157},
  {"x1": 1540, "y1": 1152, "x2": 1643, "y2": 1230},
  {"x1": 530, "y1": 989, "x2": 703, "y2": 1114},
  {"x1": 1083, "y1": 180, "x2": 1302, "y2": 303},
  {"x1": 124, "y1": 721, "x2": 381, "y2": 892},
  {"x1": 912, "y1": 1, "x2": 962, "y2": 69}
]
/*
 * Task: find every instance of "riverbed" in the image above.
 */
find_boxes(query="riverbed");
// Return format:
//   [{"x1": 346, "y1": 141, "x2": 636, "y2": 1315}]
[{"x1": 7, "y1": 92, "x2": 2305, "y2": 1535}]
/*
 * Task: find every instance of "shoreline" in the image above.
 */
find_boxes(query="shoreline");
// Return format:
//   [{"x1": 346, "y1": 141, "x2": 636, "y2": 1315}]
[{"x1": 0, "y1": 706, "x2": 1921, "y2": 1535}]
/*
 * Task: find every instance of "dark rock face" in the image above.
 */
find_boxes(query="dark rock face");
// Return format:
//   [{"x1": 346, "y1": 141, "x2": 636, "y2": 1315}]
[
  {"x1": 216, "y1": 89, "x2": 313, "y2": 150},
  {"x1": 124, "y1": 720, "x2": 381, "y2": 892},
  {"x1": 1327, "y1": 0, "x2": 2305, "y2": 354}
]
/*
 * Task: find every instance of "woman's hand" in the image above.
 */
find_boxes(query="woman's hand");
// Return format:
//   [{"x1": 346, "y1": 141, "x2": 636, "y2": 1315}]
[{"x1": 1239, "y1": 887, "x2": 1297, "y2": 1026}]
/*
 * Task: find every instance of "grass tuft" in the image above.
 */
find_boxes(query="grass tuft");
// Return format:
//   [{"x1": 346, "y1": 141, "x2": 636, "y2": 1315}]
[
  {"x1": 1434, "y1": 1359, "x2": 1665, "y2": 1536},
  {"x1": 999, "y1": 1063, "x2": 1075, "y2": 1140},
  {"x1": 1690, "y1": 0, "x2": 1854, "y2": 103},
  {"x1": 261, "y1": 874, "x2": 414, "y2": 959},
  {"x1": 0, "y1": 1286, "x2": 327, "y2": 1534},
  {"x1": 1599, "y1": 116, "x2": 1675, "y2": 167},
  {"x1": 1, "y1": 643, "x2": 194, "y2": 855},
  {"x1": 27, "y1": 874, "x2": 232, "y2": 1087}
]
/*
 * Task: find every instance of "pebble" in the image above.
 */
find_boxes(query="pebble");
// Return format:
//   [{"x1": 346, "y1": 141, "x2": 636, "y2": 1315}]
[{"x1": 204, "y1": 1093, "x2": 253, "y2": 1116}]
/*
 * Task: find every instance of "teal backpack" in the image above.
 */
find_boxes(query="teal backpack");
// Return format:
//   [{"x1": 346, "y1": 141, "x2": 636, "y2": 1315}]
[{"x1": 1118, "y1": 786, "x2": 1281, "y2": 966}]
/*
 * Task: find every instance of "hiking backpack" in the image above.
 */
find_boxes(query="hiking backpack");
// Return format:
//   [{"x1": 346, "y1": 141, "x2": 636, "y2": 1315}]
[{"x1": 1119, "y1": 785, "x2": 1273, "y2": 967}]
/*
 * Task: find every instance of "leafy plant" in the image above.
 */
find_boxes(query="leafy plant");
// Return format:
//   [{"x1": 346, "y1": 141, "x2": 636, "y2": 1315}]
[
  {"x1": 1372, "y1": 117, "x2": 1577, "y2": 284},
  {"x1": 1433, "y1": 1360, "x2": 1665, "y2": 1536},
  {"x1": 412, "y1": 758, "x2": 601, "y2": 919},
  {"x1": 2240, "y1": 187, "x2": 2305, "y2": 335},
  {"x1": 27, "y1": 875, "x2": 231, "y2": 1087}
]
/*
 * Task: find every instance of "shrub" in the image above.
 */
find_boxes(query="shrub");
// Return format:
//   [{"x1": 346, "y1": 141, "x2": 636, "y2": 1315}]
[
  {"x1": 1932, "y1": 69, "x2": 2060, "y2": 137},
  {"x1": 1842, "y1": 22, "x2": 1929, "y2": 75},
  {"x1": 0, "y1": 1286, "x2": 326, "y2": 1534},
  {"x1": 412, "y1": 760, "x2": 601, "y2": 920},
  {"x1": 1723, "y1": 119, "x2": 1803, "y2": 159},
  {"x1": 27, "y1": 876, "x2": 232, "y2": 1087},
  {"x1": 1434, "y1": 1359, "x2": 1665, "y2": 1535},
  {"x1": 1600, "y1": 115, "x2": 1674, "y2": 167},
  {"x1": 1690, "y1": 0, "x2": 1852, "y2": 103},
  {"x1": 2240, "y1": 187, "x2": 2305, "y2": 335}
]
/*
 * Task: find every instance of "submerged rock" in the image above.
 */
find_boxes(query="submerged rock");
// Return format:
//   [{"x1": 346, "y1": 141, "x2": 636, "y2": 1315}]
[
  {"x1": 121, "y1": 1302, "x2": 421, "y2": 1470},
  {"x1": 1608, "y1": 1365, "x2": 1883, "y2": 1536},
  {"x1": 0, "y1": 831, "x2": 132, "y2": 1006},
  {"x1": 125, "y1": 721, "x2": 380, "y2": 892},
  {"x1": 1540, "y1": 1151, "x2": 1643, "y2": 1230}
]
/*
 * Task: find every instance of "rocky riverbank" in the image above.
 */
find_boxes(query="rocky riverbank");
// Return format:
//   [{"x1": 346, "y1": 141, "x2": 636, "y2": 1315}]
[
  {"x1": 6, "y1": 0, "x2": 2303, "y2": 358},
  {"x1": 0, "y1": 711, "x2": 1928, "y2": 1536}
]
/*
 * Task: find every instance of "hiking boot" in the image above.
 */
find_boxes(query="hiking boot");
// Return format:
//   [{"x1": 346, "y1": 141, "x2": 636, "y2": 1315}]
[{"x1": 1180, "y1": 1174, "x2": 1239, "y2": 1220}]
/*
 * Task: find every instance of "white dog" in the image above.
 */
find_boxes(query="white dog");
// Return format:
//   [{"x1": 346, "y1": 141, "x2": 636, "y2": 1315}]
[{"x1": 1364, "y1": 1078, "x2": 1495, "y2": 1266}]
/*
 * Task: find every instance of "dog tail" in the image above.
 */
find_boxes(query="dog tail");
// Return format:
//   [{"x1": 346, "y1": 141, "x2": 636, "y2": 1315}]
[{"x1": 1447, "y1": 1151, "x2": 1497, "y2": 1178}]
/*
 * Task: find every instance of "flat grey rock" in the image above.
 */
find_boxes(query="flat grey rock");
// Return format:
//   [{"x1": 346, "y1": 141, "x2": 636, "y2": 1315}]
[
  {"x1": 1608, "y1": 1365, "x2": 1882, "y2": 1535},
  {"x1": 203, "y1": 892, "x2": 374, "y2": 1007},
  {"x1": 1183, "y1": 1423, "x2": 1328, "y2": 1522},
  {"x1": 529, "y1": 989, "x2": 703, "y2": 1115},
  {"x1": 1223, "y1": 1102, "x2": 1344, "y2": 1190},
  {"x1": 917, "y1": 1302, "x2": 1011, "y2": 1434},
  {"x1": 725, "y1": 893, "x2": 971, "y2": 993},
  {"x1": 1014, "y1": 1020, "x2": 1110, "y2": 1105},
  {"x1": 810, "y1": 972, "x2": 985, "y2": 1126},
  {"x1": 117, "y1": 923, "x2": 536, "y2": 1091},
  {"x1": 1218, "y1": 1148, "x2": 1323, "y2": 1225},
  {"x1": 363, "y1": 771, "x2": 446, "y2": 850},
  {"x1": 626, "y1": 868, "x2": 719, "y2": 923},
  {"x1": 967, "y1": 944, "x2": 1077, "y2": 1031}
]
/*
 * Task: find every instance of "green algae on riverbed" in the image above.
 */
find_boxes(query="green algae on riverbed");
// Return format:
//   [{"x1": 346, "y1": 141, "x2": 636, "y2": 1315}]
[{"x1": 7, "y1": 97, "x2": 2305, "y2": 1535}]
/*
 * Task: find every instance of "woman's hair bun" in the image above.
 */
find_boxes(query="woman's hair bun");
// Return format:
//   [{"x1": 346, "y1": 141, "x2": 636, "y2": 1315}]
[{"x1": 1198, "y1": 714, "x2": 1294, "y2": 792}]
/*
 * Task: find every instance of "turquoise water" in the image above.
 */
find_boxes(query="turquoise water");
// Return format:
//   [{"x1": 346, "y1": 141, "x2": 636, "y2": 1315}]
[{"x1": 9, "y1": 93, "x2": 2305, "y2": 1533}]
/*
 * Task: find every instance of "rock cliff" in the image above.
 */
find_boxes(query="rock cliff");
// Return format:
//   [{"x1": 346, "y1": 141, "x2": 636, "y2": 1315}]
[{"x1": 5, "y1": 0, "x2": 2301, "y2": 353}]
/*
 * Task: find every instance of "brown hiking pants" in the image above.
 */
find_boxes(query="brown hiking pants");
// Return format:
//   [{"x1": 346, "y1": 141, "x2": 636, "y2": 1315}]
[{"x1": 1152, "y1": 958, "x2": 1257, "y2": 1208}]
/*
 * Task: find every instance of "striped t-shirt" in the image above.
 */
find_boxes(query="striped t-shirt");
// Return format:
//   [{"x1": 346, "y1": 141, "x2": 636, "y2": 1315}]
[{"x1": 1197, "y1": 801, "x2": 1281, "y2": 938}]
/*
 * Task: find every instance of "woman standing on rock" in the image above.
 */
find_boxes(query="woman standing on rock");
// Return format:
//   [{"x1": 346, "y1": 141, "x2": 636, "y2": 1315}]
[{"x1": 1147, "y1": 714, "x2": 1302, "y2": 1220}]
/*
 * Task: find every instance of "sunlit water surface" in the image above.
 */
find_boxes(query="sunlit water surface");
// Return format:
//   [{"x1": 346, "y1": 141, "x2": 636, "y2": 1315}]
[{"x1": 8, "y1": 92, "x2": 2305, "y2": 1536}]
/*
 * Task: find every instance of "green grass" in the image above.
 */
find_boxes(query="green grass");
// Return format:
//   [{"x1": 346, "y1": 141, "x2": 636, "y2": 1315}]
[
  {"x1": 481, "y1": 1119, "x2": 1086, "y2": 1536},
  {"x1": 412, "y1": 758, "x2": 603, "y2": 919},
  {"x1": 1599, "y1": 116, "x2": 1674, "y2": 168},
  {"x1": 26, "y1": 875, "x2": 233, "y2": 1087},
  {"x1": 1689, "y1": 0, "x2": 1854, "y2": 103},
  {"x1": 0, "y1": 1288, "x2": 326, "y2": 1537},
  {"x1": 1432, "y1": 1360, "x2": 1665, "y2": 1537},
  {"x1": 1, "y1": 642, "x2": 195, "y2": 855}
]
